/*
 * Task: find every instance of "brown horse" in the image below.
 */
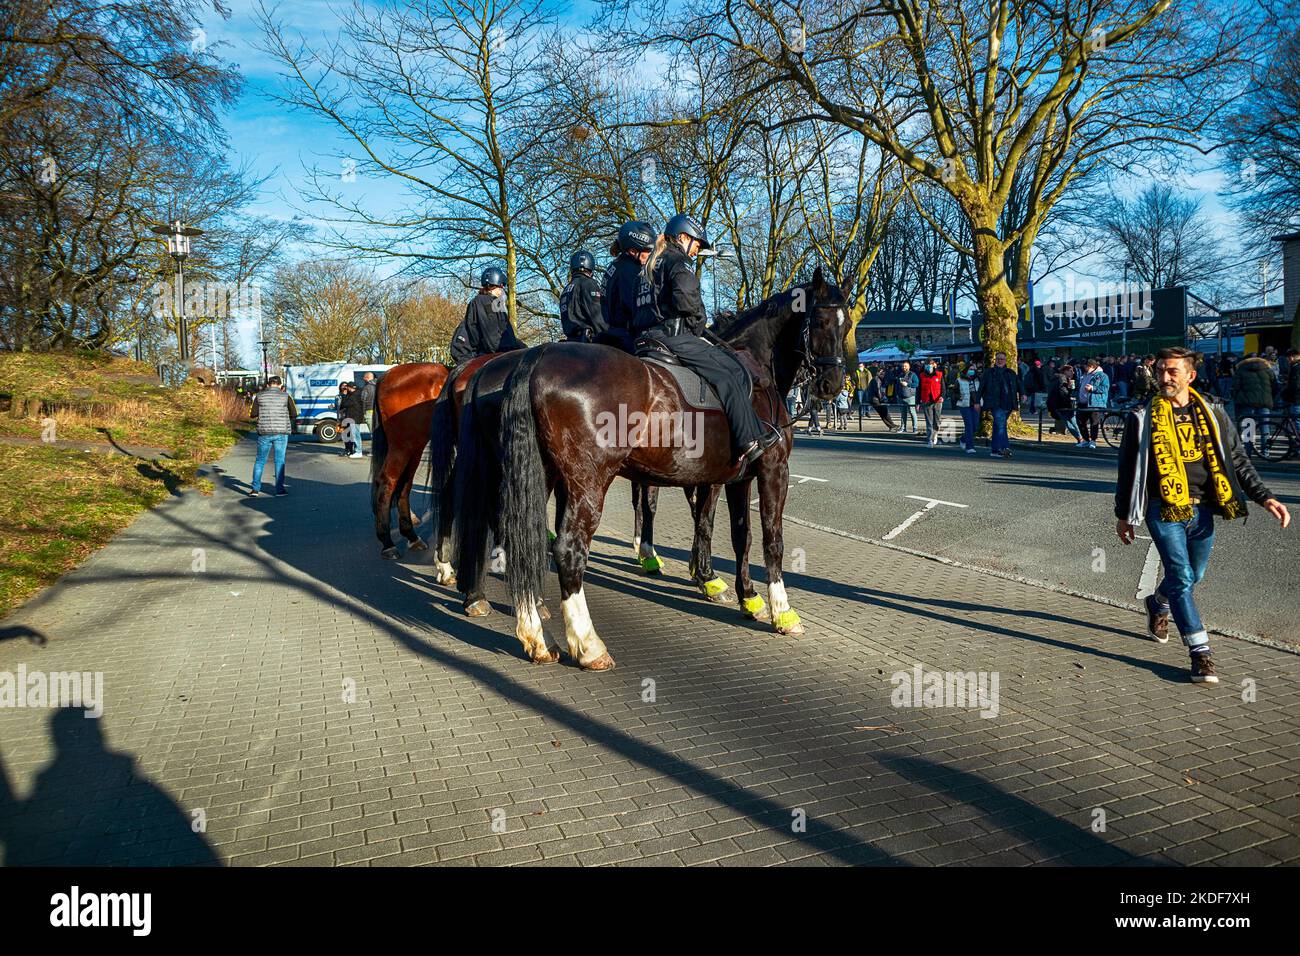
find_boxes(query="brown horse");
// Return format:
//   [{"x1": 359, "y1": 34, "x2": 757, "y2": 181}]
[
  {"x1": 454, "y1": 268, "x2": 849, "y2": 669},
  {"x1": 370, "y1": 362, "x2": 450, "y2": 558}
]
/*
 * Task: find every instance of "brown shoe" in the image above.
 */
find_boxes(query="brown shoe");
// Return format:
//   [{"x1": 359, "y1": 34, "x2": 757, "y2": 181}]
[
  {"x1": 1144, "y1": 594, "x2": 1170, "y2": 643},
  {"x1": 1190, "y1": 653, "x2": 1219, "y2": 684}
]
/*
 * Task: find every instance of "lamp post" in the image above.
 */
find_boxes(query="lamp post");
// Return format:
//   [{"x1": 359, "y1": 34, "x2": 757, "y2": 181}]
[
  {"x1": 1122, "y1": 260, "x2": 1130, "y2": 356},
  {"x1": 700, "y1": 245, "x2": 735, "y2": 316},
  {"x1": 151, "y1": 220, "x2": 204, "y2": 364},
  {"x1": 258, "y1": 339, "x2": 270, "y2": 387}
]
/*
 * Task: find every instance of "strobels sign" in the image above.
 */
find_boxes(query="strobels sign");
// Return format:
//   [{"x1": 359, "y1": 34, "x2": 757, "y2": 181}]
[
  {"x1": 1040, "y1": 278, "x2": 1156, "y2": 333},
  {"x1": 976, "y1": 282, "x2": 1186, "y2": 344}
]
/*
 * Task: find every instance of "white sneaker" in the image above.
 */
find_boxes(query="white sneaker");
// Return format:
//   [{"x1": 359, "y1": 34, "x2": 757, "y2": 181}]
[
  {"x1": 349, "y1": 451, "x2": 364, "y2": 459},
  {"x1": 965, "y1": 447, "x2": 976, "y2": 455}
]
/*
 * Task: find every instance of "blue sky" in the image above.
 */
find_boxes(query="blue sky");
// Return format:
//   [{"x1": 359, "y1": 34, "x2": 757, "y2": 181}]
[{"x1": 201, "y1": 0, "x2": 1259, "y2": 362}]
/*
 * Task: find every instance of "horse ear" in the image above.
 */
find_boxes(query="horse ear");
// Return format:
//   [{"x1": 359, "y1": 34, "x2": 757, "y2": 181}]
[{"x1": 811, "y1": 266, "x2": 826, "y2": 295}]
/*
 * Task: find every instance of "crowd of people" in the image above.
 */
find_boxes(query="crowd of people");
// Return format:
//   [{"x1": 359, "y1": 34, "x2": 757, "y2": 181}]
[{"x1": 793, "y1": 345, "x2": 1300, "y2": 455}]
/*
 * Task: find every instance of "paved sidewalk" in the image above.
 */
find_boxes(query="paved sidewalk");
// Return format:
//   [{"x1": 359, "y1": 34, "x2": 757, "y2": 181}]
[{"x1": 0, "y1": 436, "x2": 1297, "y2": 866}]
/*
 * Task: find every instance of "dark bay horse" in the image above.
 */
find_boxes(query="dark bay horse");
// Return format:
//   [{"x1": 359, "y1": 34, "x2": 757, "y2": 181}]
[
  {"x1": 455, "y1": 268, "x2": 849, "y2": 669},
  {"x1": 370, "y1": 362, "x2": 450, "y2": 558}
]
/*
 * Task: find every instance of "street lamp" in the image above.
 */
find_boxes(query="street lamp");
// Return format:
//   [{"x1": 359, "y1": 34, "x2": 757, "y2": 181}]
[
  {"x1": 150, "y1": 219, "x2": 204, "y2": 364},
  {"x1": 699, "y1": 245, "x2": 736, "y2": 316},
  {"x1": 258, "y1": 339, "x2": 270, "y2": 387}
]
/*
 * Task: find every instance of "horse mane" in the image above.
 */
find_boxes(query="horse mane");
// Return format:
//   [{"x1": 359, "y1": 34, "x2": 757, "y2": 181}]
[{"x1": 715, "y1": 286, "x2": 799, "y2": 348}]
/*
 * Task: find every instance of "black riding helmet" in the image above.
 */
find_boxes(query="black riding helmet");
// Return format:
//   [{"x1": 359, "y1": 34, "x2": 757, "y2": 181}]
[
  {"x1": 663, "y1": 212, "x2": 712, "y2": 251},
  {"x1": 570, "y1": 250, "x2": 595, "y2": 273},
  {"x1": 616, "y1": 221, "x2": 656, "y2": 253},
  {"x1": 480, "y1": 266, "x2": 506, "y2": 288}
]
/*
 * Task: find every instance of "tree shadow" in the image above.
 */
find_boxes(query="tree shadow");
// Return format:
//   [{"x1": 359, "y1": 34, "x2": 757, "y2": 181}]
[
  {"x1": 0, "y1": 624, "x2": 48, "y2": 646},
  {"x1": 0, "y1": 708, "x2": 220, "y2": 866}
]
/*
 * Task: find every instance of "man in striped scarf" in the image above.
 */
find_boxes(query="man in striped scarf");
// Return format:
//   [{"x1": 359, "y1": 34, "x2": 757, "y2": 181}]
[{"x1": 1114, "y1": 348, "x2": 1290, "y2": 684}]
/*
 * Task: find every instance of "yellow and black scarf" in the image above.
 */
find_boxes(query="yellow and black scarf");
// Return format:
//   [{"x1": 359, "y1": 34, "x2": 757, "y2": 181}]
[{"x1": 1150, "y1": 388, "x2": 1246, "y2": 523}]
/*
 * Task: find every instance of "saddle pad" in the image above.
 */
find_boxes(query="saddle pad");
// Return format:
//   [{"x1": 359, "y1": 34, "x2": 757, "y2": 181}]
[{"x1": 640, "y1": 354, "x2": 723, "y2": 411}]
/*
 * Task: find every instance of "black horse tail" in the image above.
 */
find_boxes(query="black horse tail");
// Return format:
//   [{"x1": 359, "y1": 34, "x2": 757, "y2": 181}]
[
  {"x1": 369, "y1": 407, "x2": 388, "y2": 516},
  {"x1": 452, "y1": 375, "x2": 489, "y2": 601},
  {"x1": 499, "y1": 345, "x2": 551, "y2": 611},
  {"x1": 426, "y1": 386, "x2": 457, "y2": 542}
]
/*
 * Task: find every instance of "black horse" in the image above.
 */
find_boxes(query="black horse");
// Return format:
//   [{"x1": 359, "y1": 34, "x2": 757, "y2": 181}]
[{"x1": 453, "y1": 267, "x2": 849, "y2": 669}]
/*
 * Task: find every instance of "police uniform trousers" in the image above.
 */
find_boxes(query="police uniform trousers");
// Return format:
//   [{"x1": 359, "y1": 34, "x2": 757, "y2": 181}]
[{"x1": 640, "y1": 330, "x2": 763, "y2": 452}]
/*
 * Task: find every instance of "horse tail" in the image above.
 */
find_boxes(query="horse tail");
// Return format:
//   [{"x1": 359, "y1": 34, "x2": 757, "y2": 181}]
[
  {"x1": 452, "y1": 375, "x2": 491, "y2": 602},
  {"x1": 426, "y1": 385, "x2": 457, "y2": 541},
  {"x1": 499, "y1": 345, "x2": 551, "y2": 611},
  {"x1": 369, "y1": 405, "x2": 388, "y2": 516}
]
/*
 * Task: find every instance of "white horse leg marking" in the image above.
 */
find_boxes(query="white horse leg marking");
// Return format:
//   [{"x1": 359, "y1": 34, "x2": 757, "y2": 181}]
[
  {"x1": 435, "y1": 560, "x2": 456, "y2": 585},
  {"x1": 514, "y1": 599, "x2": 556, "y2": 660},
  {"x1": 639, "y1": 539, "x2": 656, "y2": 559},
  {"x1": 561, "y1": 588, "x2": 608, "y2": 666},
  {"x1": 632, "y1": 535, "x2": 642, "y2": 555},
  {"x1": 768, "y1": 580, "x2": 791, "y2": 615}
]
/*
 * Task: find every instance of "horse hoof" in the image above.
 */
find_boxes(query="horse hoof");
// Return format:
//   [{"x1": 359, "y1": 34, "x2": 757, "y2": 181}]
[
  {"x1": 537, "y1": 602, "x2": 551, "y2": 621},
  {"x1": 697, "y1": 577, "x2": 728, "y2": 603},
  {"x1": 741, "y1": 595, "x2": 770, "y2": 622},
  {"x1": 381, "y1": 547, "x2": 399, "y2": 560},
  {"x1": 531, "y1": 647, "x2": 561, "y2": 665},
  {"x1": 407, "y1": 538, "x2": 428, "y2": 551},
  {"x1": 580, "y1": 652, "x2": 616, "y2": 672},
  {"x1": 774, "y1": 609, "x2": 804, "y2": 635},
  {"x1": 465, "y1": 599, "x2": 492, "y2": 618}
]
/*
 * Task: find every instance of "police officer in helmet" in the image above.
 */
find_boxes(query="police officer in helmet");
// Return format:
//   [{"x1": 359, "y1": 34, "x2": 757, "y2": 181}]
[
  {"x1": 559, "y1": 250, "x2": 603, "y2": 343},
  {"x1": 599, "y1": 221, "x2": 656, "y2": 353},
  {"x1": 450, "y1": 265, "x2": 524, "y2": 365},
  {"x1": 636, "y1": 212, "x2": 781, "y2": 468}
]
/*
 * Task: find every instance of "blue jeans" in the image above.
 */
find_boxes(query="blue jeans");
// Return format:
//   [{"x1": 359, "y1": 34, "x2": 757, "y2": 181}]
[
  {"x1": 990, "y1": 409, "x2": 1011, "y2": 453},
  {"x1": 960, "y1": 405, "x2": 979, "y2": 450},
  {"x1": 901, "y1": 403, "x2": 918, "y2": 432},
  {"x1": 252, "y1": 433, "x2": 288, "y2": 493},
  {"x1": 1146, "y1": 502, "x2": 1214, "y2": 648}
]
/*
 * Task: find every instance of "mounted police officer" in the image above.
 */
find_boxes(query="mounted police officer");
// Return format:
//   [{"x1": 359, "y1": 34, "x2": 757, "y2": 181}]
[
  {"x1": 599, "y1": 221, "x2": 656, "y2": 353},
  {"x1": 559, "y1": 250, "x2": 603, "y2": 343},
  {"x1": 450, "y1": 266, "x2": 524, "y2": 365},
  {"x1": 635, "y1": 212, "x2": 781, "y2": 468}
]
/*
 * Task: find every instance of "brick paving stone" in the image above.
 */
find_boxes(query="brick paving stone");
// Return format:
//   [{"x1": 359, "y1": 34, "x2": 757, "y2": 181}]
[{"x1": 0, "y1": 435, "x2": 1296, "y2": 867}]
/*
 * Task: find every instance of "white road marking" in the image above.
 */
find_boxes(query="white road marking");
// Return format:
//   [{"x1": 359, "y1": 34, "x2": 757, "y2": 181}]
[
  {"x1": 788, "y1": 473, "x2": 828, "y2": 485},
  {"x1": 1136, "y1": 541, "x2": 1161, "y2": 600},
  {"x1": 882, "y1": 495, "x2": 969, "y2": 541}
]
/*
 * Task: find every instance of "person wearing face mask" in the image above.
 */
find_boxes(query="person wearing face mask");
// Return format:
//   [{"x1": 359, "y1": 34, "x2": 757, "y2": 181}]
[
  {"x1": 917, "y1": 358, "x2": 945, "y2": 446},
  {"x1": 635, "y1": 212, "x2": 782, "y2": 468},
  {"x1": 956, "y1": 364, "x2": 981, "y2": 453}
]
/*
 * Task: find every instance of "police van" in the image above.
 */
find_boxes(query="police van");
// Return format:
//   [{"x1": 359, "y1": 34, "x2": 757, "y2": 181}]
[{"x1": 282, "y1": 362, "x2": 393, "y2": 441}]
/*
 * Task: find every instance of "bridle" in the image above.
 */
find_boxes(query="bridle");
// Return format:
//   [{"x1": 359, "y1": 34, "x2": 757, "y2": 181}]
[{"x1": 788, "y1": 290, "x2": 846, "y2": 423}]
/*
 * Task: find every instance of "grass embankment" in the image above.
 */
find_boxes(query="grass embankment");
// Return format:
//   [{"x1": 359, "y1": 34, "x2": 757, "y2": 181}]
[{"x1": 0, "y1": 352, "x2": 242, "y2": 616}]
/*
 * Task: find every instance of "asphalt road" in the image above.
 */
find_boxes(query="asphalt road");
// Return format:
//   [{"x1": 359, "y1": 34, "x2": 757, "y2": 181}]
[{"x1": 778, "y1": 425, "x2": 1300, "y2": 644}]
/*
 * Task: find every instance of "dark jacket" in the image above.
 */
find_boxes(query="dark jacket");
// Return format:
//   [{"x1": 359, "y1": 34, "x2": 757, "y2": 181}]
[
  {"x1": 559, "y1": 272, "x2": 603, "y2": 343},
  {"x1": 1233, "y1": 356, "x2": 1276, "y2": 409},
  {"x1": 638, "y1": 244, "x2": 706, "y2": 338},
  {"x1": 357, "y1": 380, "x2": 376, "y2": 413},
  {"x1": 338, "y1": 389, "x2": 366, "y2": 424},
  {"x1": 1046, "y1": 372, "x2": 1075, "y2": 414},
  {"x1": 451, "y1": 292, "x2": 523, "y2": 363},
  {"x1": 979, "y1": 365, "x2": 1021, "y2": 411},
  {"x1": 601, "y1": 255, "x2": 653, "y2": 351},
  {"x1": 894, "y1": 370, "x2": 919, "y2": 403},
  {"x1": 1285, "y1": 362, "x2": 1300, "y2": 406},
  {"x1": 1114, "y1": 397, "x2": 1274, "y2": 524}
]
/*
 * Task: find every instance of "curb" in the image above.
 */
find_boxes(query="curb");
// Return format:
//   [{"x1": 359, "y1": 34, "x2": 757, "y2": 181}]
[{"x1": 775, "y1": 510, "x2": 1300, "y2": 657}]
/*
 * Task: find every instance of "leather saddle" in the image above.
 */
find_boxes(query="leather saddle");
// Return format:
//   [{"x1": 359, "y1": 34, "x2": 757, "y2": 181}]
[{"x1": 638, "y1": 348, "x2": 722, "y2": 411}]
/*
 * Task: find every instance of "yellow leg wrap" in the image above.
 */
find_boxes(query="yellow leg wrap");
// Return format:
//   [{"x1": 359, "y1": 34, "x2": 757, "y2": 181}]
[
  {"x1": 701, "y1": 577, "x2": 728, "y2": 598},
  {"x1": 638, "y1": 554, "x2": 664, "y2": 574},
  {"x1": 741, "y1": 595, "x2": 767, "y2": 617},
  {"x1": 774, "y1": 609, "x2": 802, "y2": 633}
]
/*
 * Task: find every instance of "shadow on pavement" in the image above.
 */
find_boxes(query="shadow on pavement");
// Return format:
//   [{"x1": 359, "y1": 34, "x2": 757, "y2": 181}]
[{"x1": 0, "y1": 708, "x2": 220, "y2": 866}]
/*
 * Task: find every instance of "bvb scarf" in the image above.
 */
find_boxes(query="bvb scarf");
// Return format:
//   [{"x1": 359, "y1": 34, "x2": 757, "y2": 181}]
[{"x1": 1150, "y1": 388, "x2": 1247, "y2": 523}]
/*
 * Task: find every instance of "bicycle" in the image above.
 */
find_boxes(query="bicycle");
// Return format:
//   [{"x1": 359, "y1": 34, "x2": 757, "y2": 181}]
[
  {"x1": 1100, "y1": 399, "x2": 1142, "y2": 448},
  {"x1": 1240, "y1": 410, "x2": 1298, "y2": 462}
]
